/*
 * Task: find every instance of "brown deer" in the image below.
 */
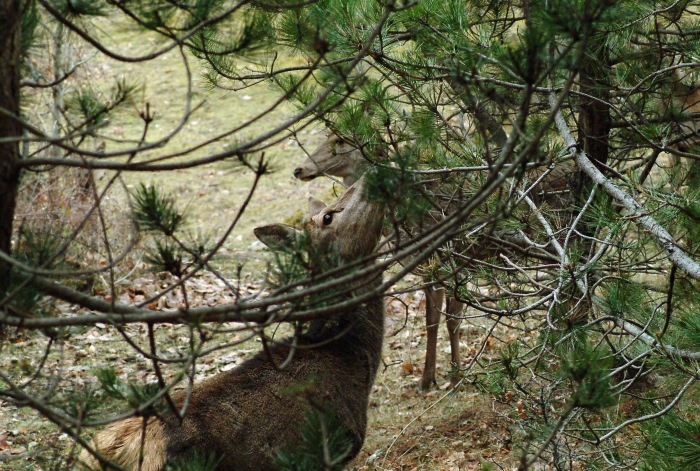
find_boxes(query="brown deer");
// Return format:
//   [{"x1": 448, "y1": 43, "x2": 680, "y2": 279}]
[
  {"x1": 294, "y1": 134, "x2": 575, "y2": 390},
  {"x1": 79, "y1": 177, "x2": 386, "y2": 471},
  {"x1": 294, "y1": 134, "x2": 365, "y2": 186},
  {"x1": 295, "y1": 136, "x2": 470, "y2": 389},
  {"x1": 669, "y1": 75, "x2": 700, "y2": 154}
]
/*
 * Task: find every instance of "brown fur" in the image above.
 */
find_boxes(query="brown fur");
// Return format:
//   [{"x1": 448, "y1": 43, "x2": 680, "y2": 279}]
[
  {"x1": 79, "y1": 417, "x2": 166, "y2": 471},
  {"x1": 672, "y1": 81, "x2": 700, "y2": 152},
  {"x1": 294, "y1": 135, "x2": 365, "y2": 186},
  {"x1": 294, "y1": 134, "x2": 577, "y2": 389},
  {"x1": 80, "y1": 179, "x2": 385, "y2": 470}
]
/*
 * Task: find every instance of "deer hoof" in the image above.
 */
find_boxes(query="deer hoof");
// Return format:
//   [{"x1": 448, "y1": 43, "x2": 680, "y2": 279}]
[{"x1": 419, "y1": 377, "x2": 436, "y2": 392}]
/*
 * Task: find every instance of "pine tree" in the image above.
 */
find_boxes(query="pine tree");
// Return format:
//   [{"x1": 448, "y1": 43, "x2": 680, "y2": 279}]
[{"x1": 3, "y1": 0, "x2": 700, "y2": 469}]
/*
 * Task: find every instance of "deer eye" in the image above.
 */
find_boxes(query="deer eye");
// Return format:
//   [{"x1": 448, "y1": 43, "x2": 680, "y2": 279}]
[{"x1": 322, "y1": 213, "x2": 333, "y2": 225}]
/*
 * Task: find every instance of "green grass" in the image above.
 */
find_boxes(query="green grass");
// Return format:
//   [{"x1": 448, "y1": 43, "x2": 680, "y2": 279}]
[{"x1": 77, "y1": 16, "x2": 345, "y2": 279}]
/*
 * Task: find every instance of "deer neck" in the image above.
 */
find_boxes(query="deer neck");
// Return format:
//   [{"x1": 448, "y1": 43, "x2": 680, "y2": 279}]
[
  {"x1": 343, "y1": 174, "x2": 359, "y2": 186},
  {"x1": 300, "y1": 270, "x2": 384, "y2": 370}
]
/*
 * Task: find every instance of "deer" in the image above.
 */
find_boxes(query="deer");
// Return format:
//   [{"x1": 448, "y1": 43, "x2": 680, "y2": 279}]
[
  {"x1": 293, "y1": 134, "x2": 364, "y2": 186},
  {"x1": 294, "y1": 134, "x2": 576, "y2": 390},
  {"x1": 79, "y1": 176, "x2": 386, "y2": 471},
  {"x1": 295, "y1": 136, "x2": 472, "y2": 390}
]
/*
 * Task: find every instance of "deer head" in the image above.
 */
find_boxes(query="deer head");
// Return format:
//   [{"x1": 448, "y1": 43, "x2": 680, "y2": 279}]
[
  {"x1": 255, "y1": 176, "x2": 384, "y2": 263},
  {"x1": 293, "y1": 135, "x2": 365, "y2": 186}
]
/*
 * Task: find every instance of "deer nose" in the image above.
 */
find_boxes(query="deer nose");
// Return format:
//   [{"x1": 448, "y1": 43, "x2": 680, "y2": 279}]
[{"x1": 293, "y1": 168, "x2": 303, "y2": 178}]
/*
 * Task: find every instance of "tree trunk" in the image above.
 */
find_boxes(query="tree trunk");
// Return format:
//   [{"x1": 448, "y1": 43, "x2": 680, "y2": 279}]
[
  {"x1": 0, "y1": 0, "x2": 22, "y2": 301},
  {"x1": 569, "y1": 39, "x2": 611, "y2": 320},
  {"x1": 575, "y1": 42, "x2": 611, "y2": 197}
]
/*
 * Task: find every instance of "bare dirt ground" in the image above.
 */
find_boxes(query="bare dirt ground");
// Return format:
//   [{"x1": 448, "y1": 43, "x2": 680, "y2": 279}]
[{"x1": 1, "y1": 17, "x2": 521, "y2": 470}]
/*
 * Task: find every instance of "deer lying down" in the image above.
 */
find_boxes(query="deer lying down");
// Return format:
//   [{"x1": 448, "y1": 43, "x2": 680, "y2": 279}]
[
  {"x1": 295, "y1": 134, "x2": 576, "y2": 390},
  {"x1": 79, "y1": 178, "x2": 385, "y2": 471}
]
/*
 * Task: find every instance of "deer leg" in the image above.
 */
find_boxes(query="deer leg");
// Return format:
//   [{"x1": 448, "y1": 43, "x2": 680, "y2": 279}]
[
  {"x1": 446, "y1": 297, "x2": 465, "y2": 388},
  {"x1": 420, "y1": 285, "x2": 444, "y2": 391}
]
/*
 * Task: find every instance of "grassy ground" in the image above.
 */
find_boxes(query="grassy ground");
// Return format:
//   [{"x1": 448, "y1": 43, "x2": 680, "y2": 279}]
[{"x1": 1, "y1": 16, "x2": 520, "y2": 471}]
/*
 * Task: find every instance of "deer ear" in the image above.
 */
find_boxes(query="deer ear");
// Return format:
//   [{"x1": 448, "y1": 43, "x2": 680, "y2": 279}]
[
  {"x1": 254, "y1": 224, "x2": 298, "y2": 250},
  {"x1": 334, "y1": 185, "x2": 356, "y2": 206},
  {"x1": 308, "y1": 196, "x2": 327, "y2": 217}
]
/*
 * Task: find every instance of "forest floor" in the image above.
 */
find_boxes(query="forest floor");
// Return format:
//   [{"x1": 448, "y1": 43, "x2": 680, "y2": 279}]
[
  {"x1": 1, "y1": 15, "x2": 524, "y2": 471},
  {"x1": 1, "y1": 285, "x2": 520, "y2": 470}
]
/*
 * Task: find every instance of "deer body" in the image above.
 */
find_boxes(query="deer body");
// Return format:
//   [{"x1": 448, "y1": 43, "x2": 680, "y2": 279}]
[
  {"x1": 80, "y1": 179, "x2": 385, "y2": 470},
  {"x1": 669, "y1": 77, "x2": 700, "y2": 155},
  {"x1": 295, "y1": 134, "x2": 575, "y2": 390},
  {"x1": 295, "y1": 136, "x2": 467, "y2": 389}
]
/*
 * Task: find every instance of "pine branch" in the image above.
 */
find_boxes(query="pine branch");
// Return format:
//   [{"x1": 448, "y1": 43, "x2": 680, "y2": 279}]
[{"x1": 550, "y1": 92, "x2": 700, "y2": 281}]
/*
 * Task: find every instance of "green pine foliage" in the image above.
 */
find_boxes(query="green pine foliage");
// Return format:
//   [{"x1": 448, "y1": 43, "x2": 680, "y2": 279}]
[
  {"x1": 131, "y1": 184, "x2": 221, "y2": 278},
  {"x1": 96, "y1": 366, "x2": 168, "y2": 413},
  {"x1": 264, "y1": 229, "x2": 342, "y2": 287},
  {"x1": 275, "y1": 407, "x2": 354, "y2": 471},
  {"x1": 65, "y1": 80, "x2": 139, "y2": 129},
  {"x1": 676, "y1": 308, "x2": 700, "y2": 353},
  {"x1": 261, "y1": 229, "x2": 352, "y2": 329},
  {"x1": 561, "y1": 344, "x2": 616, "y2": 410},
  {"x1": 8, "y1": 0, "x2": 700, "y2": 468},
  {"x1": 132, "y1": 184, "x2": 184, "y2": 237},
  {"x1": 165, "y1": 452, "x2": 221, "y2": 471},
  {"x1": 145, "y1": 240, "x2": 184, "y2": 277},
  {"x1": 48, "y1": 0, "x2": 109, "y2": 18},
  {"x1": 8, "y1": 228, "x2": 69, "y2": 313},
  {"x1": 21, "y1": 0, "x2": 39, "y2": 57},
  {"x1": 641, "y1": 411, "x2": 700, "y2": 471}
]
